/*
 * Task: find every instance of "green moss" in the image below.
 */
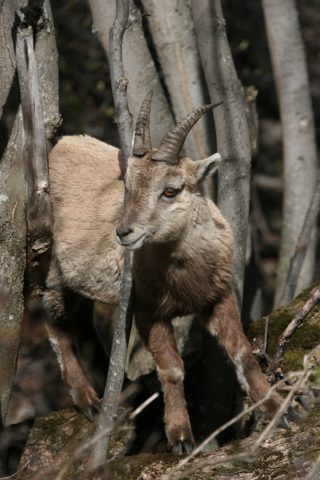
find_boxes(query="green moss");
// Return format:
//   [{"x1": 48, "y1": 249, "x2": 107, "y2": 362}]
[{"x1": 248, "y1": 285, "x2": 320, "y2": 372}]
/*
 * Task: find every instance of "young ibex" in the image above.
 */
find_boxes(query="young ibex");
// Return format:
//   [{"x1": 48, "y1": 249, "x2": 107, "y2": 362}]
[{"x1": 44, "y1": 93, "x2": 282, "y2": 454}]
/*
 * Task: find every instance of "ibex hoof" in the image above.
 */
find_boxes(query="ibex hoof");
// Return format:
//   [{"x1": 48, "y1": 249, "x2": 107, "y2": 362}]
[
  {"x1": 295, "y1": 395, "x2": 310, "y2": 412},
  {"x1": 277, "y1": 414, "x2": 291, "y2": 430},
  {"x1": 83, "y1": 403, "x2": 101, "y2": 422},
  {"x1": 171, "y1": 440, "x2": 193, "y2": 456},
  {"x1": 70, "y1": 382, "x2": 101, "y2": 421}
]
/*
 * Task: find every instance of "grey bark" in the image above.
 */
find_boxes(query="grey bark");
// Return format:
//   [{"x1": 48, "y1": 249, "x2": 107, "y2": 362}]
[
  {"x1": 88, "y1": 0, "x2": 173, "y2": 146},
  {"x1": 190, "y1": 0, "x2": 251, "y2": 438},
  {"x1": 192, "y1": 0, "x2": 251, "y2": 308},
  {"x1": 91, "y1": 0, "x2": 134, "y2": 468},
  {"x1": 15, "y1": 22, "x2": 53, "y2": 266},
  {"x1": 262, "y1": 0, "x2": 317, "y2": 307},
  {"x1": 0, "y1": 0, "x2": 26, "y2": 426},
  {"x1": 0, "y1": 0, "x2": 59, "y2": 425},
  {"x1": 280, "y1": 170, "x2": 320, "y2": 306},
  {"x1": 141, "y1": 0, "x2": 210, "y2": 159}
]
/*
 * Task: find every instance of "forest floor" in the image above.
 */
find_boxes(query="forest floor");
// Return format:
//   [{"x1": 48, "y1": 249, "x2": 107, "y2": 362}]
[{"x1": 2, "y1": 286, "x2": 320, "y2": 479}]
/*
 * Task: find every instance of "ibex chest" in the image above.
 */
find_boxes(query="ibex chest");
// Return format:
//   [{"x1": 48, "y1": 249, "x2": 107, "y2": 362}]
[{"x1": 133, "y1": 243, "x2": 231, "y2": 319}]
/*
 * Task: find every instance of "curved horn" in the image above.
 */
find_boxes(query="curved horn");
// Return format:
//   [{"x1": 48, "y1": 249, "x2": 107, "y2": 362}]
[
  {"x1": 133, "y1": 91, "x2": 153, "y2": 156},
  {"x1": 152, "y1": 101, "x2": 222, "y2": 165}
]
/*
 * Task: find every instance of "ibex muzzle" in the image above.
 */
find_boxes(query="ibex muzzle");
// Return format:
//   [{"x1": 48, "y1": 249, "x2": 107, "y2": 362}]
[{"x1": 45, "y1": 93, "x2": 283, "y2": 455}]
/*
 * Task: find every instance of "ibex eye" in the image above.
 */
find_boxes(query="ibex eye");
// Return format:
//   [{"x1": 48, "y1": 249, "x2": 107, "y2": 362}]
[{"x1": 162, "y1": 188, "x2": 179, "y2": 198}]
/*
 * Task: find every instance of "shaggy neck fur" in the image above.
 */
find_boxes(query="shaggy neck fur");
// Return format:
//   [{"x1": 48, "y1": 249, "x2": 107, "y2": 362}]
[{"x1": 133, "y1": 195, "x2": 232, "y2": 319}]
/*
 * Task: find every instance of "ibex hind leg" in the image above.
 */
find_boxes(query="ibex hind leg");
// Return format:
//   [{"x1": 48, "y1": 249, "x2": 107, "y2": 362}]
[
  {"x1": 202, "y1": 289, "x2": 282, "y2": 418},
  {"x1": 135, "y1": 310, "x2": 194, "y2": 454},
  {"x1": 43, "y1": 254, "x2": 100, "y2": 420}
]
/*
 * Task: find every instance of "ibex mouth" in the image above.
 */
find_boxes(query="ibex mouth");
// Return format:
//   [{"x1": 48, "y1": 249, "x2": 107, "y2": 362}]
[{"x1": 118, "y1": 233, "x2": 147, "y2": 250}]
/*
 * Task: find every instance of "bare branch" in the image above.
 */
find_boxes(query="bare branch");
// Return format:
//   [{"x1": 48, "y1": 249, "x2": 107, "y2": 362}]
[
  {"x1": 280, "y1": 171, "x2": 320, "y2": 305},
  {"x1": 90, "y1": 0, "x2": 134, "y2": 468},
  {"x1": 269, "y1": 285, "x2": 320, "y2": 381},
  {"x1": 163, "y1": 375, "x2": 287, "y2": 478},
  {"x1": 161, "y1": 363, "x2": 314, "y2": 480},
  {"x1": 52, "y1": 391, "x2": 159, "y2": 480},
  {"x1": 244, "y1": 85, "x2": 259, "y2": 157}
]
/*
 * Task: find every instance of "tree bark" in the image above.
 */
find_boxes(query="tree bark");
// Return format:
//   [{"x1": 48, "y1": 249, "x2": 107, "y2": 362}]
[
  {"x1": 192, "y1": 0, "x2": 251, "y2": 308},
  {"x1": 91, "y1": 0, "x2": 134, "y2": 468},
  {"x1": 0, "y1": 0, "x2": 26, "y2": 426},
  {"x1": 262, "y1": 0, "x2": 317, "y2": 307},
  {"x1": 15, "y1": 22, "x2": 52, "y2": 273},
  {"x1": 0, "y1": 0, "x2": 59, "y2": 425},
  {"x1": 140, "y1": 0, "x2": 210, "y2": 159},
  {"x1": 280, "y1": 170, "x2": 320, "y2": 306},
  {"x1": 88, "y1": 0, "x2": 173, "y2": 146},
  {"x1": 189, "y1": 0, "x2": 252, "y2": 442}
]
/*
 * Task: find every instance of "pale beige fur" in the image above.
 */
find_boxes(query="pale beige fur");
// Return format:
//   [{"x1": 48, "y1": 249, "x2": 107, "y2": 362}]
[{"x1": 45, "y1": 134, "x2": 282, "y2": 454}]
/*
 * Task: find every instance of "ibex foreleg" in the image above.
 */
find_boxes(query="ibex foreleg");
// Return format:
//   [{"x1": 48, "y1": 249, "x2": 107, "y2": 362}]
[
  {"x1": 202, "y1": 289, "x2": 282, "y2": 417},
  {"x1": 135, "y1": 310, "x2": 194, "y2": 454}
]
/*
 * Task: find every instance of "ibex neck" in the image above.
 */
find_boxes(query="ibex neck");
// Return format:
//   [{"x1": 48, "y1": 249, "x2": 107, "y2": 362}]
[
  {"x1": 144, "y1": 196, "x2": 211, "y2": 257},
  {"x1": 133, "y1": 195, "x2": 232, "y2": 318}
]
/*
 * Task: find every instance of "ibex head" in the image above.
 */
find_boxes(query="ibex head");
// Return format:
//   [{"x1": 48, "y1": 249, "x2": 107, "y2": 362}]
[{"x1": 116, "y1": 92, "x2": 222, "y2": 250}]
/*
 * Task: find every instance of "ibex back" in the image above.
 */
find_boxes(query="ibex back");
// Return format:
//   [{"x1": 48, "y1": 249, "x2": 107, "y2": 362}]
[{"x1": 44, "y1": 93, "x2": 282, "y2": 454}]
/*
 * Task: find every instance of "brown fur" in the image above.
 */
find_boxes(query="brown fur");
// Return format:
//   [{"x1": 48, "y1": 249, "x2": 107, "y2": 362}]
[{"x1": 44, "y1": 134, "x2": 282, "y2": 451}]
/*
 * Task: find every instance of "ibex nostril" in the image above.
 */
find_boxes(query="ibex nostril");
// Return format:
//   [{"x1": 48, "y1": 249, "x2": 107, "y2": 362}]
[{"x1": 116, "y1": 225, "x2": 133, "y2": 239}]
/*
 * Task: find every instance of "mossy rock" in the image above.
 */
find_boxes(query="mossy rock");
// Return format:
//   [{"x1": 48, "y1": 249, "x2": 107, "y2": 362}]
[{"x1": 248, "y1": 285, "x2": 320, "y2": 372}]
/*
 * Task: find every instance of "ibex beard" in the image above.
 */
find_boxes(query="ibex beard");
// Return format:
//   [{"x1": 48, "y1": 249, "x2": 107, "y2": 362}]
[{"x1": 44, "y1": 92, "x2": 282, "y2": 455}]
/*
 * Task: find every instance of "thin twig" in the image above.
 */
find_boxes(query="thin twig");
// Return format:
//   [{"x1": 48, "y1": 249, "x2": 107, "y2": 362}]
[
  {"x1": 263, "y1": 315, "x2": 269, "y2": 353},
  {"x1": 162, "y1": 373, "x2": 294, "y2": 479},
  {"x1": 280, "y1": 169, "x2": 320, "y2": 306},
  {"x1": 130, "y1": 392, "x2": 160, "y2": 419},
  {"x1": 90, "y1": 0, "x2": 134, "y2": 469},
  {"x1": 269, "y1": 284, "x2": 320, "y2": 382},
  {"x1": 54, "y1": 391, "x2": 159, "y2": 480},
  {"x1": 161, "y1": 358, "x2": 315, "y2": 480},
  {"x1": 0, "y1": 460, "x2": 31, "y2": 480}
]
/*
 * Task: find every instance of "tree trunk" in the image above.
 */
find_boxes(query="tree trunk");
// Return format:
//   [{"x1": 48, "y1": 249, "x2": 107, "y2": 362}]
[
  {"x1": 91, "y1": 0, "x2": 134, "y2": 467},
  {"x1": 192, "y1": 0, "x2": 251, "y2": 309},
  {"x1": 0, "y1": 0, "x2": 26, "y2": 426},
  {"x1": 140, "y1": 0, "x2": 210, "y2": 159},
  {"x1": 0, "y1": 0, "x2": 59, "y2": 425},
  {"x1": 88, "y1": 0, "x2": 173, "y2": 146},
  {"x1": 190, "y1": 0, "x2": 252, "y2": 439},
  {"x1": 262, "y1": 0, "x2": 317, "y2": 307}
]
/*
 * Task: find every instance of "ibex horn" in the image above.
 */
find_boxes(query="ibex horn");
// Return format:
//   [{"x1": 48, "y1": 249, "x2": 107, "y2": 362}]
[
  {"x1": 133, "y1": 91, "x2": 153, "y2": 156},
  {"x1": 152, "y1": 101, "x2": 223, "y2": 165}
]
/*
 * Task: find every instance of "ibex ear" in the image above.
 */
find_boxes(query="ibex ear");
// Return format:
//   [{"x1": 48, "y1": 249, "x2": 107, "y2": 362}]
[{"x1": 195, "y1": 153, "x2": 221, "y2": 183}]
